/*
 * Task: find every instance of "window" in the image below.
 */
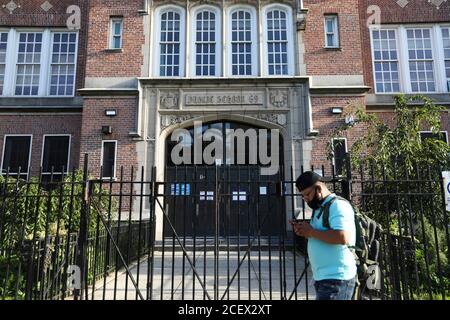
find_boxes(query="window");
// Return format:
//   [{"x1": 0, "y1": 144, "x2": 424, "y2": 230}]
[
  {"x1": 193, "y1": 9, "x2": 219, "y2": 76},
  {"x1": 407, "y1": 28, "x2": 436, "y2": 92},
  {"x1": 109, "y1": 18, "x2": 123, "y2": 49},
  {"x1": 15, "y1": 32, "x2": 42, "y2": 96},
  {"x1": 153, "y1": 4, "x2": 297, "y2": 78},
  {"x1": 420, "y1": 131, "x2": 448, "y2": 144},
  {"x1": 101, "y1": 140, "x2": 117, "y2": 179},
  {"x1": 229, "y1": 8, "x2": 256, "y2": 76},
  {"x1": 1, "y1": 135, "x2": 32, "y2": 177},
  {"x1": 442, "y1": 27, "x2": 450, "y2": 91},
  {"x1": 371, "y1": 29, "x2": 400, "y2": 93},
  {"x1": 324, "y1": 15, "x2": 339, "y2": 48},
  {"x1": 0, "y1": 29, "x2": 78, "y2": 97},
  {"x1": 370, "y1": 24, "x2": 450, "y2": 94},
  {"x1": 0, "y1": 32, "x2": 8, "y2": 95},
  {"x1": 266, "y1": 9, "x2": 288, "y2": 75},
  {"x1": 50, "y1": 33, "x2": 77, "y2": 96},
  {"x1": 41, "y1": 135, "x2": 70, "y2": 174},
  {"x1": 159, "y1": 10, "x2": 182, "y2": 76},
  {"x1": 332, "y1": 138, "x2": 347, "y2": 176}
]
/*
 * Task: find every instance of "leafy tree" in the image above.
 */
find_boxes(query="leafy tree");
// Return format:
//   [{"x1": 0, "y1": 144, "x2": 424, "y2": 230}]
[{"x1": 329, "y1": 94, "x2": 450, "y2": 299}]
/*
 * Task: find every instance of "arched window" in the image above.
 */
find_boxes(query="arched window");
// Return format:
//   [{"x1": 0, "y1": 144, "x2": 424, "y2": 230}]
[
  {"x1": 191, "y1": 6, "x2": 221, "y2": 77},
  {"x1": 227, "y1": 6, "x2": 257, "y2": 76},
  {"x1": 153, "y1": 6, "x2": 185, "y2": 77},
  {"x1": 262, "y1": 5, "x2": 294, "y2": 76}
]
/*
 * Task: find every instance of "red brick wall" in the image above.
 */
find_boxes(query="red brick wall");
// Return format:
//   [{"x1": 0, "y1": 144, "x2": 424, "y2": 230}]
[
  {"x1": 85, "y1": 0, "x2": 145, "y2": 77},
  {"x1": 0, "y1": 0, "x2": 89, "y2": 93},
  {"x1": 303, "y1": 0, "x2": 364, "y2": 75},
  {"x1": 79, "y1": 97, "x2": 139, "y2": 177},
  {"x1": 311, "y1": 96, "x2": 366, "y2": 166},
  {"x1": 0, "y1": 114, "x2": 82, "y2": 176},
  {"x1": 373, "y1": 110, "x2": 450, "y2": 134},
  {"x1": 359, "y1": 0, "x2": 450, "y2": 92}
]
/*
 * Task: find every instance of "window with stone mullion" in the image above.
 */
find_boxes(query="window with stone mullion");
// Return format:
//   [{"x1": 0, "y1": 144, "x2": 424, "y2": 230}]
[
  {"x1": 267, "y1": 9, "x2": 288, "y2": 75},
  {"x1": 50, "y1": 32, "x2": 77, "y2": 96},
  {"x1": 160, "y1": 11, "x2": 181, "y2": 77},
  {"x1": 231, "y1": 10, "x2": 252, "y2": 76},
  {"x1": 0, "y1": 32, "x2": 7, "y2": 95},
  {"x1": 442, "y1": 27, "x2": 450, "y2": 90},
  {"x1": 15, "y1": 32, "x2": 42, "y2": 96},
  {"x1": 371, "y1": 29, "x2": 400, "y2": 93},
  {"x1": 195, "y1": 10, "x2": 216, "y2": 76},
  {"x1": 407, "y1": 28, "x2": 436, "y2": 93}
]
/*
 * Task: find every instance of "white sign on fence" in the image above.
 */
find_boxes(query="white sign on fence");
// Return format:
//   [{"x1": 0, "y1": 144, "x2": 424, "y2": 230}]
[{"x1": 442, "y1": 171, "x2": 450, "y2": 211}]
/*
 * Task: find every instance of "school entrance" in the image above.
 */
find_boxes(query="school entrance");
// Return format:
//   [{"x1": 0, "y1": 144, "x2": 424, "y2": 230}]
[{"x1": 164, "y1": 120, "x2": 284, "y2": 238}]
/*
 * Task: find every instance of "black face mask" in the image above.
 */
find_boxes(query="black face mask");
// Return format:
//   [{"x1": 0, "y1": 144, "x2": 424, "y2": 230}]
[{"x1": 307, "y1": 187, "x2": 324, "y2": 210}]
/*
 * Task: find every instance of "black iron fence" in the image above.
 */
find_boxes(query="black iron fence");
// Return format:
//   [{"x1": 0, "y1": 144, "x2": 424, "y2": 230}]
[{"x1": 0, "y1": 155, "x2": 448, "y2": 300}]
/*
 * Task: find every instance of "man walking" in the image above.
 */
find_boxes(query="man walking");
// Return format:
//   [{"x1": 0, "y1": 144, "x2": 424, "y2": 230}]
[{"x1": 290, "y1": 171, "x2": 357, "y2": 300}]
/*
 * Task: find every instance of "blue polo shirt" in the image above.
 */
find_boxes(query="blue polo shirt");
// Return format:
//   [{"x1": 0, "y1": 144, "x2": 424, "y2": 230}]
[{"x1": 308, "y1": 194, "x2": 357, "y2": 281}]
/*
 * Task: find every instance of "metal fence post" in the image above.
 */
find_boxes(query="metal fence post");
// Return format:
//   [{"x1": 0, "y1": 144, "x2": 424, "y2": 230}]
[
  {"x1": 343, "y1": 152, "x2": 352, "y2": 201},
  {"x1": 75, "y1": 154, "x2": 90, "y2": 300}
]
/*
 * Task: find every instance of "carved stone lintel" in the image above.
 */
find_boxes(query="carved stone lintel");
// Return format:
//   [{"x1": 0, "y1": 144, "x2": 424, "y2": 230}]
[
  {"x1": 160, "y1": 92, "x2": 179, "y2": 109},
  {"x1": 251, "y1": 113, "x2": 287, "y2": 128},
  {"x1": 160, "y1": 114, "x2": 198, "y2": 131},
  {"x1": 269, "y1": 90, "x2": 288, "y2": 108}
]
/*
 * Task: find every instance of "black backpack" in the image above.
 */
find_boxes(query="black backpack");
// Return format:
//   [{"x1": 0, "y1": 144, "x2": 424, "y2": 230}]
[{"x1": 312, "y1": 195, "x2": 383, "y2": 300}]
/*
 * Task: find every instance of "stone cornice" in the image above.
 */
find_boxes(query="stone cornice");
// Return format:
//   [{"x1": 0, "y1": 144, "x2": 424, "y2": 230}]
[
  {"x1": 77, "y1": 88, "x2": 139, "y2": 96},
  {"x1": 309, "y1": 86, "x2": 371, "y2": 96},
  {"x1": 137, "y1": 77, "x2": 309, "y2": 87}
]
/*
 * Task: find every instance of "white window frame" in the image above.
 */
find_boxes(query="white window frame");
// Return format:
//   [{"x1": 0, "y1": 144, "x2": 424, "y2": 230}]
[
  {"x1": 100, "y1": 140, "x2": 118, "y2": 179},
  {"x1": 419, "y1": 131, "x2": 449, "y2": 145},
  {"x1": 369, "y1": 28, "x2": 402, "y2": 94},
  {"x1": 0, "y1": 28, "x2": 78, "y2": 97},
  {"x1": 1, "y1": 134, "x2": 33, "y2": 177},
  {"x1": 226, "y1": 5, "x2": 258, "y2": 77},
  {"x1": 440, "y1": 25, "x2": 450, "y2": 92},
  {"x1": 405, "y1": 27, "x2": 437, "y2": 93},
  {"x1": 370, "y1": 24, "x2": 449, "y2": 94},
  {"x1": 261, "y1": 4, "x2": 295, "y2": 76},
  {"x1": 331, "y1": 137, "x2": 348, "y2": 170},
  {"x1": 152, "y1": 5, "x2": 186, "y2": 77},
  {"x1": 0, "y1": 30, "x2": 10, "y2": 95},
  {"x1": 324, "y1": 15, "x2": 339, "y2": 48},
  {"x1": 189, "y1": 5, "x2": 222, "y2": 77},
  {"x1": 40, "y1": 134, "x2": 71, "y2": 175},
  {"x1": 109, "y1": 17, "x2": 124, "y2": 49},
  {"x1": 47, "y1": 31, "x2": 79, "y2": 97},
  {"x1": 13, "y1": 29, "x2": 47, "y2": 97}
]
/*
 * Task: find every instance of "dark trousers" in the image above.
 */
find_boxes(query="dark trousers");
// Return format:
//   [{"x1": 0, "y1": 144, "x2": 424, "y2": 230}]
[{"x1": 314, "y1": 277, "x2": 356, "y2": 300}]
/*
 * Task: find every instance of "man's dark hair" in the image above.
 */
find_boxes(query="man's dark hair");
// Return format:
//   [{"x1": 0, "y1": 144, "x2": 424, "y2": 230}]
[{"x1": 295, "y1": 171, "x2": 331, "y2": 192}]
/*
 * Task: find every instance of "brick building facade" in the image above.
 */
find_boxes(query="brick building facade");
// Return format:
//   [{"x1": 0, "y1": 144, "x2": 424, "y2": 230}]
[
  {"x1": 0, "y1": 0, "x2": 449, "y2": 228},
  {"x1": 359, "y1": 0, "x2": 450, "y2": 141},
  {"x1": 0, "y1": 0, "x2": 88, "y2": 178}
]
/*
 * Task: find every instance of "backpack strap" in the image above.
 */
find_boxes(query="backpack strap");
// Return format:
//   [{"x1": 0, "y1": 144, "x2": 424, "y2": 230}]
[
  {"x1": 320, "y1": 196, "x2": 339, "y2": 229},
  {"x1": 320, "y1": 195, "x2": 350, "y2": 229}
]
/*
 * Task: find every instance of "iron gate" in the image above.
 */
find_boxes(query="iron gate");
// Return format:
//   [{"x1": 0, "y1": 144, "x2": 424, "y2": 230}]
[{"x1": 0, "y1": 155, "x2": 449, "y2": 300}]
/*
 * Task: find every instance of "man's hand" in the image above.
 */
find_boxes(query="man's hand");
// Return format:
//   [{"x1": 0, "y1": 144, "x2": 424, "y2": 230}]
[
  {"x1": 289, "y1": 220, "x2": 314, "y2": 238},
  {"x1": 289, "y1": 219, "x2": 350, "y2": 245}
]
